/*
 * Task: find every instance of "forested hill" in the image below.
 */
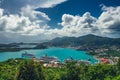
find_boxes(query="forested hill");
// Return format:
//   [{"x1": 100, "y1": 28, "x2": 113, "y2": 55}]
[{"x1": 36, "y1": 34, "x2": 120, "y2": 48}]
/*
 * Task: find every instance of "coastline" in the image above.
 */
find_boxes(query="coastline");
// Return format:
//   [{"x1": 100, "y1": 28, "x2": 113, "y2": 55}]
[
  {"x1": 0, "y1": 47, "x2": 97, "y2": 64},
  {"x1": 93, "y1": 55, "x2": 100, "y2": 64}
]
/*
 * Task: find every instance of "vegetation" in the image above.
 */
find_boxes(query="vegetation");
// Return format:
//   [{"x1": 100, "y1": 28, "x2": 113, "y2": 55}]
[
  {"x1": 38, "y1": 34, "x2": 120, "y2": 48},
  {"x1": 105, "y1": 49, "x2": 120, "y2": 57},
  {"x1": 0, "y1": 58, "x2": 120, "y2": 80},
  {"x1": 0, "y1": 48, "x2": 22, "y2": 52},
  {"x1": 1, "y1": 34, "x2": 120, "y2": 52},
  {"x1": 0, "y1": 44, "x2": 47, "y2": 52},
  {"x1": 89, "y1": 49, "x2": 120, "y2": 57}
]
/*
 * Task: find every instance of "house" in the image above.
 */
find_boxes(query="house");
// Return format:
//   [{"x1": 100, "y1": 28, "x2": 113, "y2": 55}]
[
  {"x1": 97, "y1": 53, "x2": 108, "y2": 57},
  {"x1": 100, "y1": 58, "x2": 110, "y2": 64}
]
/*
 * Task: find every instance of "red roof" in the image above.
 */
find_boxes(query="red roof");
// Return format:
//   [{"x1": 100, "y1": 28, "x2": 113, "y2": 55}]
[{"x1": 101, "y1": 58, "x2": 109, "y2": 64}]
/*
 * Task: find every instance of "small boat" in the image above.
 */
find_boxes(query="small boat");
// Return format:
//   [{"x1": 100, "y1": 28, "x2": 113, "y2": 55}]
[{"x1": 88, "y1": 58, "x2": 91, "y2": 61}]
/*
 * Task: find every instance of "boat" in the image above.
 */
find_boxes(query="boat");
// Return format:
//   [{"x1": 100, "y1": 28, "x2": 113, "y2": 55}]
[
  {"x1": 21, "y1": 51, "x2": 35, "y2": 59},
  {"x1": 39, "y1": 54, "x2": 60, "y2": 63}
]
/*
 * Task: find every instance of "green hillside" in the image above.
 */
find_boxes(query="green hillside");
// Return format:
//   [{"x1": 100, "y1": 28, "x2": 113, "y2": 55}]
[
  {"x1": 0, "y1": 59, "x2": 120, "y2": 80},
  {"x1": 37, "y1": 34, "x2": 120, "y2": 48}
]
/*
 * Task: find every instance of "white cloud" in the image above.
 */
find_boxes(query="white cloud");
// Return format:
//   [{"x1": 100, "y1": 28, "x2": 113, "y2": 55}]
[
  {"x1": 34, "y1": 0, "x2": 67, "y2": 8},
  {"x1": 0, "y1": 3, "x2": 120, "y2": 43},
  {"x1": 0, "y1": 8, "x2": 3, "y2": 17},
  {"x1": 0, "y1": 6, "x2": 62, "y2": 42},
  {"x1": 0, "y1": 7, "x2": 50, "y2": 35},
  {"x1": 97, "y1": 5, "x2": 120, "y2": 37},
  {"x1": 59, "y1": 6, "x2": 120, "y2": 38},
  {"x1": 21, "y1": 5, "x2": 50, "y2": 21},
  {"x1": 0, "y1": 0, "x2": 68, "y2": 43},
  {"x1": 0, "y1": 0, "x2": 67, "y2": 14},
  {"x1": 60, "y1": 12, "x2": 98, "y2": 37}
]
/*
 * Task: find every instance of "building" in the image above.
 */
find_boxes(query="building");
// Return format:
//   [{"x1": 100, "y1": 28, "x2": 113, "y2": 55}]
[
  {"x1": 100, "y1": 58, "x2": 110, "y2": 64},
  {"x1": 97, "y1": 53, "x2": 108, "y2": 57}
]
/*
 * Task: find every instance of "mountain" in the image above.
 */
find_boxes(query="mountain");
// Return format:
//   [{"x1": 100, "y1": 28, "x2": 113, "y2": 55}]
[{"x1": 37, "y1": 34, "x2": 120, "y2": 48}]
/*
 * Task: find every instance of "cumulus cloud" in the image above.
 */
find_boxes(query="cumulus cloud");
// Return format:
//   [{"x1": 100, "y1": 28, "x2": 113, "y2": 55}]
[
  {"x1": 0, "y1": 7, "x2": 61, "y2": 42},
  {"x1": 21, "y1": 5, "x2": 50, "y2": 22},
  {"x1": 0, "y1": 0, "x2": 69, "y2": 43},
  {"x1": 0, "y1": 7, "x2": 51, "y2": 35},
  {"x1": 60, "y1": 6, "x2": 120, "y2": 38},
  {"x1": 0, "y1": 0, "x2": 67, "y2": 14},
  {"x1": 60, "y1": 12, "x2": 98, "y2": 37},
  {"x1": 0, "y1": 1, "x2": 120, "y2": 43},
  {"x1": 97, "y1": 5, "x2": 120, "y2": 37}
]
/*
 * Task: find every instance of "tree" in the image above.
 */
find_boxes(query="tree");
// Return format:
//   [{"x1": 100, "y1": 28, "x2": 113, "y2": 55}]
[
  {"x1": 15, "y1": 60, "x2": 45, "y2": 80},
  {"x1": 116, "y1": 57, "x2": 120, "y2": 75},
  {"x1": 65, "y1": 62, "x2": 80, "y2": 80}
]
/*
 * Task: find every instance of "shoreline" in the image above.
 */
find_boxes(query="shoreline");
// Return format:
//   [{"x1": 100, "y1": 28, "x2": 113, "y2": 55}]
[
  {"x1": 0, "y1": 47, "x2": 98, "y2": 64},
  {"x1": 0, "y1": 47, "x2": 48, "y2": 52},
  {"x1": 93, "y1": 55, "x2": 100, "y2": 64}
]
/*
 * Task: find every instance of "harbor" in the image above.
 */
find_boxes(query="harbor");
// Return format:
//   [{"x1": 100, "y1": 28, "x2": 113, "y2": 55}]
[
  {"x1": 0, "y1": 47, "x2": 98, "y2": 63},
  {"x1": 21, "y1": 51, "x2": 95, "y2": 68},
  {"x1": 21, "y1": 49, "x2": 120, "y2": 67}
]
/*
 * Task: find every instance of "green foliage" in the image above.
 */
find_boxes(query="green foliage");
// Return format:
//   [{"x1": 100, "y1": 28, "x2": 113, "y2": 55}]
[
  {"x1": 116, "y1": 58, "x2": 120, "y2": 75},
  {"x1": 65, "y1": 62, "x2": 81, "y2": 80},
  {"x1": 105, "y1": 49, "x2": 120, "y2": 57},
  {"x1": 0, "y1": 59, "x2": 21, "y2": 79},
  {"x1": 112, "y1": 75, "x2": 120, "y2": 80},
  {"x1": 16, "y1": 60, "x2": 45, "y2": 80},
  {"x1": 38, "y1": 34, "x2": 120, "y2": 47},
  {"x1": 86, "y1": 64, "x2": 116, "y2": 80},
  {"x1": 0, "y1": 59, "x2": 120, "y2": 80}
]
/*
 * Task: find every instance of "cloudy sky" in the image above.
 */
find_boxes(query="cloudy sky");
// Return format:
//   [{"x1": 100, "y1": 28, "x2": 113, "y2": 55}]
[{"x1": 0, "y1": 0, "x2": 120, "y2": 43}]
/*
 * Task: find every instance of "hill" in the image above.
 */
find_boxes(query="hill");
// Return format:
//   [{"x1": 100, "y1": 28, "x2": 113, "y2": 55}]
[{"x1": 36, "y1": 34, "x2": 120, "y2": 48}]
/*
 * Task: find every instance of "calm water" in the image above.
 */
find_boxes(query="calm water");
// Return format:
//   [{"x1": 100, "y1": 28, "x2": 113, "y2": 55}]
[{"x1": 0, "y1": 47, "x2": 98, "y2": 64}]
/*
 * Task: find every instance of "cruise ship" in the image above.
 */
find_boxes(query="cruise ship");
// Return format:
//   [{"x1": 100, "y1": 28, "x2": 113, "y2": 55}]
[
  {"x1": 39, "y1": 54, "x2": 59, "y2": 63},
  {"x1": 21, "y1": 51, "x2": 35, "y2": 59}
]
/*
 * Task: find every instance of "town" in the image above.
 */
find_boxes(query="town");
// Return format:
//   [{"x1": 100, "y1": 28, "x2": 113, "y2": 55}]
[
  {"x1": 21, "y1": 47, "x2": 120, "y2": 68},
  {"x1": 22, "y1": 51, "x2": 92, "y2": 68}
]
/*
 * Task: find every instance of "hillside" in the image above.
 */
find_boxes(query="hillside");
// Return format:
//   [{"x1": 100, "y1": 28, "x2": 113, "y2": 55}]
[
  {"x1": 37, "y1": 34, "x2": 120, "y2": 48},
  {"x1": 1, "y1": 59, "x2": 120, "y2": 80}
]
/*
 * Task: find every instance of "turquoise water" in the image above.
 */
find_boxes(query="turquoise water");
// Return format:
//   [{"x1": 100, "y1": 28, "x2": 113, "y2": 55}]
[{"x1": 0, "y1": 47, "x2": 98, "y2": 64}]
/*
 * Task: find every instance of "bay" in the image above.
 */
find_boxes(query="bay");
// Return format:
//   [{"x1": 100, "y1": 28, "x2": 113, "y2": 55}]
[{"x1": 0, "y1": 47, "x2": 98, "y2": 64}]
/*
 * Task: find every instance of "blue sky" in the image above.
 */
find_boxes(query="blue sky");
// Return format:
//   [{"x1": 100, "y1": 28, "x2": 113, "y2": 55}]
[
  {"x1": 0, "y1": 0, "x2": 120, "y2": 43},
  {"x1": 38, "y1": 0, "x2": 120, "y2": 28}
]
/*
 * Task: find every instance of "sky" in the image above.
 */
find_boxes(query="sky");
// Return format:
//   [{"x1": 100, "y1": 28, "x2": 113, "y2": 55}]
[{"x1": 0, "y1": 0, "x2": 120, "y2": 43}]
